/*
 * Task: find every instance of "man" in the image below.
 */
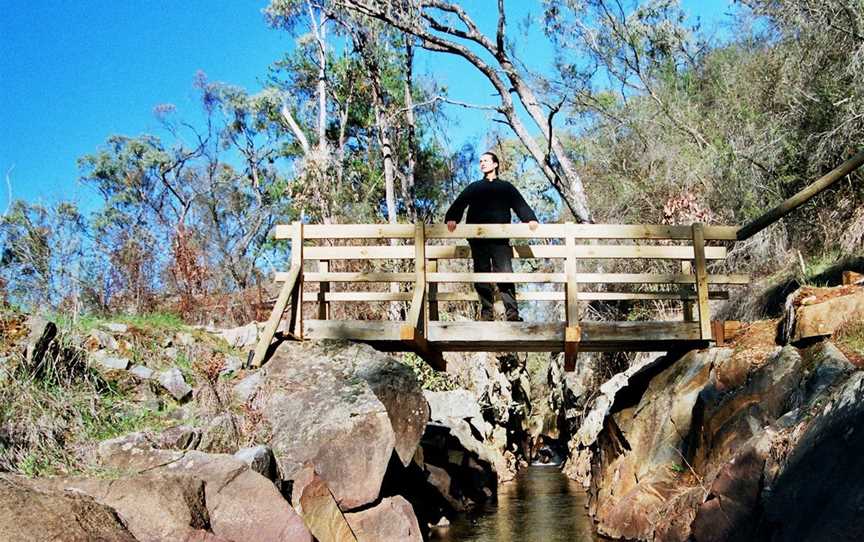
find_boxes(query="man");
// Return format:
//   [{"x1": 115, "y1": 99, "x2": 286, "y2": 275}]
[{"x1": 444, "y1": 151, "x2": 539, "y2": 321}]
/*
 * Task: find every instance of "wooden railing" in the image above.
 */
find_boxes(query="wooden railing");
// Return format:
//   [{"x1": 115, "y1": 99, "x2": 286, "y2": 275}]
[{"x1": 251, "y1": 222, "x2": 747, "y2": 369}]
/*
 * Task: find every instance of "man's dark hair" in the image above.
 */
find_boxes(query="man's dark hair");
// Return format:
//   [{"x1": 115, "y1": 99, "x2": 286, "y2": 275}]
[{"x1": 482, "y1": 151, "x2": 500, "y2": 172}]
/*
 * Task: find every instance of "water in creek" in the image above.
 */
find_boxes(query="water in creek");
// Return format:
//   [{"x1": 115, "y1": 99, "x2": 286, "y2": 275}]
[{"x1": 430, "y1": 466, "x2": 600, "y2": 542}]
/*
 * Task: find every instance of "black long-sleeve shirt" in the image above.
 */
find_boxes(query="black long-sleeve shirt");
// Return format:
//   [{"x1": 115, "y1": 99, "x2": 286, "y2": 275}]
[{"x1": 444, "y1": 179, "x2": 538, "y2": 225}]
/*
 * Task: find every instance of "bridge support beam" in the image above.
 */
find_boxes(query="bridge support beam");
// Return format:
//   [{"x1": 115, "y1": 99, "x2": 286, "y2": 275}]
[{"x1": 400, "y1": 325, "x2": 446, "y2": 371}]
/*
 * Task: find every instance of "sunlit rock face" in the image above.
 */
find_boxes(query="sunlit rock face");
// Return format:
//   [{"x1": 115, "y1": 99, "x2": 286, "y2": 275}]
[
  {"x1": 569, "y1": 301, "x2": 864, "y2": 542},
  {"x1": 257, "y1": 341, "x2": 428, "y2": 510}
]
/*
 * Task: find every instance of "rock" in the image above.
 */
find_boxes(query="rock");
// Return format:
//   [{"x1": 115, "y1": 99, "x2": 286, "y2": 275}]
[
  {"x1": 792, "y1": 288, "x2": 864, "y2": 342},
  {"x1": 220, "y1": 322, "x2": 259, "y2": 349},
  {"x1": 156, "y1": 424, "x2": 202, "y2": 450},
  {"x1": 0, "y1": 474, "x2": 136, "y2": 541},
  {"x1": 582, "y1": 319, "x2": 864, "y2": 541},
  {"x1": 424, "y1": 463, "x2": 464, "y2": 511},
  {"x1": 425, "y1": 389, "x2": 483, "y2": 421},
  {"x1": 345, "y1": 495, "x2": 423, "y2": 542},
  {"x1": 25, "y1": 317, "x2": 56, "y2": 367},
  {"x1": 797, "y1": 341, "x2": 854, "y2": 403},
  {"x1": 87, "y1": 329, "x2": 119, "y2": 350},
  {"x1": 261, "y1": 342, "x2": 413, "y2": 509},
  {"x1": 197, "y1": 414, "x2": 238, "y2": 453},
  {"x1": 234, "y1": 445, "x2": 277, "y2": 480},
  {"x1": 159, "y1": 367, "x2": 193, "y2": 401},
  {"x1": 357, "y1": 354, "x2": 429, "y2": 466},
  {"x1": 129, "y1": 364, "x2": 154, "y2": 380},
  {"x1": 562, "y1": 350, "x2": 671, "y2": 484},
  {"x1": 133, "y1": 382, "x2": 163, "y2": 411},
  {"x1": 96, "y1": 438, "x2": 312, "y2": 542},
  {"x1": 758, "y1": 371, "x2": 864, "y2": 541},
  {"x1": 220, "y1": 355, "x2": 243, "y2": 376},
  {"x1": 164, "y1": 346, "x2": 179, "y2": 360},
  {"x1": 690, "y1": 435, "x2": 772, "y2": 542},
  {"x1": 101, "y1": 322, "x2": 128, "y2": 334},
  {"x1": 91, "y1": 349, "x2": 131, "y2": 371},
  {"x1": 175, "y1": 331, "x2": 195, "y2": 347},
  {"x1": 232, "y1": 370, "x2": 263, "y2": 404},
  {"x1": 293, "y1": 467, "x2": 357, "y2": 542},
  {"x1": 588, "y1": 349, "x2": 720, "y2": 540},
  {"x1": 45, "y1": 474, "x2": 225, "y2": 542}
]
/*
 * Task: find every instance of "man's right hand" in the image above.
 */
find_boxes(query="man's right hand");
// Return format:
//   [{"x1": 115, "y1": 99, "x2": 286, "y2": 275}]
[{"x1": 447, "y1": 220, "x2": 457, "y2": 232}]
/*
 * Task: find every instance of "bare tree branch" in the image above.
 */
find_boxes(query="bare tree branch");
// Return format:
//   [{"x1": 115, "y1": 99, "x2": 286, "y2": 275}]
[{"x1": 4, "y1": 165, "x2": 13, "y2": 216}]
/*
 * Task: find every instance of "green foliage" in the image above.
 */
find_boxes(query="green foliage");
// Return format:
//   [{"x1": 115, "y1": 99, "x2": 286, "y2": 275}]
[{"x1": 399, "y1": 352, "x2": 459, "y2": 392}]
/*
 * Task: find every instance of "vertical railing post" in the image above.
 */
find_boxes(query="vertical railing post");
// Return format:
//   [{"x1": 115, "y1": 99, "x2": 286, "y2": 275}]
[
  {"x1": 406, "y1": 222, "x2": 427, "y2": 333},
  {"x1": 680, "y1": 261, "x2": 694, "y2": 322},
  {"x1": 317, "y1": 260, "x2": 330, "y2": 320},
  {"x1": 288, "y1": 221, "x2": 304, "y2": 338},
  {"x1": 691, "y1": 222, "x2": 712, "y2": 340},
  {"x1": 428, "y1": 258, "x2": 439, "y2": 321},
  {"x1": 564, "y1": 222, "x2": 581, "y2": 371}
]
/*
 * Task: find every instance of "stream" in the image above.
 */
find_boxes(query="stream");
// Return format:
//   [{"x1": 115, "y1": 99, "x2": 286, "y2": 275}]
[{"x1": 430, "y1": 466, "x2": 600, "y2": 542}]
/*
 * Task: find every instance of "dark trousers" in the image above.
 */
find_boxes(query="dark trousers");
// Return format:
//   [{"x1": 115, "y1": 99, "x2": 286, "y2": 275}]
[{"x1": 469, "y1": 240, "x2": 519, "y2": 320}]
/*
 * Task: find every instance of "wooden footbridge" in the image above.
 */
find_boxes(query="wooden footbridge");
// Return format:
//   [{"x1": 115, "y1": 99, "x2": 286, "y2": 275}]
[
  {"x1": 250, "y1": 221, "x2": 750, "y2": 371},
  {"x1": 249, "y1": 150, "x2": 864, "y2": 371}
]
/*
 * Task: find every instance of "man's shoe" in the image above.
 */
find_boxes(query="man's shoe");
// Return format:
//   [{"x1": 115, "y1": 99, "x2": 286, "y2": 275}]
[
  {"x1": 506, "y1": 314, "x2": 523, "y2": 322},
  {"x1": 480, "y1": 310, "x2": 495, "y2": 322}
]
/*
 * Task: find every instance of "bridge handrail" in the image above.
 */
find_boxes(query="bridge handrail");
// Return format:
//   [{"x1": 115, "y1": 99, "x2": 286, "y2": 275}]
[
  {"x1": 252, "y1": 221, "x2": 745, "y2": 367},
  {"x1": 275, "y1": 222, "x2": 739, "y2": 240}
]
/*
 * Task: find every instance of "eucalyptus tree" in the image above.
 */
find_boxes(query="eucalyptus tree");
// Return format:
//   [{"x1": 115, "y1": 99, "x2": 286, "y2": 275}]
[
  {"x1": 335, "y1": 0, "x2": 595, "y2": 223},
  {"x1": 0, "y1": 200, "x2": 88, "y2": 311}
]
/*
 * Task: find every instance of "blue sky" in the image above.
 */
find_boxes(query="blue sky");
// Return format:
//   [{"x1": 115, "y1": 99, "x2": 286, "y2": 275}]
[{"x1": 0, "y1": 0, "x2": 735, "y2": 212}]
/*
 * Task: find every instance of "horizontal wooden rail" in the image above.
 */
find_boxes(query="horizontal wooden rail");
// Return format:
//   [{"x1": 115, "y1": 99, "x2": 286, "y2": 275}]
[
  {"x1": 275, "y1": 223, "x2": 739, "y2": 241},
  {"x1": 275, "y1": 224, "x2": 416, "y2": 239},
  {"x1": 303, "y1": 244, "x2": 728, "y2": 261},
  {"x1": 276, "y1": 271, "x2": 749, "y2": 285},
  {"x1": 306, "y1": 291, "x2": 729, "y2": 302},
  {"x1": 423, "y1": 272, "x2": 749, "y2": 285},
  {"x1": 424, "y1": 223, "x2": 738, "y2": 240},
  {"x1": 737, "y1": 149, "x2": 864, "y2": 240}
]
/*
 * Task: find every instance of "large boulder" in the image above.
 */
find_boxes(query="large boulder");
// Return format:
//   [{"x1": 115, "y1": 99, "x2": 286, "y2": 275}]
[
  {"x1": 257, "y1": 341, "x2": 427, "y2": 510},
  {"x1": 783, "y1": 285, "x2": 864, "y2": 343},
  {"x1": 292, "y1": 466, "x2": 357, "y2": 542},
  {"x1": 580, "y1": 303, "x2": 864, "y2": 542},
  {"x1": 589, "y1": 348, "x2": 722, "y2": 540},
  {"x1": 345, "y1": 495, "x2": 423, "y2": 542},
  {"x1": 43, "y1": 474, "x2": 228, "y2": 542},
  {"x1": 96, "y1": 433, "x2": 312, "y2": 542},
  {"x1": 0, "y1": 474, "x2": 136, "y2": 542}
]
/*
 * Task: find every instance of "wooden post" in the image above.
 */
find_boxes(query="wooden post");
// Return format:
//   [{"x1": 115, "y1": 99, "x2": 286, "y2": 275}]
[
  {"x1": 317, "y1": 260, "x2": 330, "y2": 320},
  {"x1": 428, "y1": 258, "x2": 439, "y2": 321},
  {"x1": 564, "y1": 223, "x2": 581, "y2": 371},
  {"x1": 737, "y1": 149, "x2": 864, "y2": 240},
  {"x1": 681, "y1": 261, "x2": 694, "y2": 322},
  {"x1": 401, "y1": 223, "x2": 444, "y2": 370},
  {"x1": 288, "y1": 222, "x2": 304, "y2": 338},
  {"x1": 691, "y1": 223, "x2": 712, "y2": 340},
  {"x1": 406, "y1": 223, "x2": 427, "y2": 333},
  {"x1": 250, "y1": 265, "x2": 300, "y2": 368}
]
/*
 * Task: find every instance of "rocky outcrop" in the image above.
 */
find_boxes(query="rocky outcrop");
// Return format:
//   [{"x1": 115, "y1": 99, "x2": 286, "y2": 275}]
[
  {"x1": 574, "y1": 308, "x2": 864, "y2": 541},
  {"x1": 781, "y1": 283, "x2": 864, "y2": 343},
  {"x1": 0, "y1": 474, "x2": 137, "y2": 542},
  {"x1": 94, "y1": 433, "x2": 312, "y2": 542},
  {"x1": 253, "y1": 341, "x2": 428, "y2": 510},
  {"x1": 43, "y1": 473, "x2": 227, "y2": 542}
]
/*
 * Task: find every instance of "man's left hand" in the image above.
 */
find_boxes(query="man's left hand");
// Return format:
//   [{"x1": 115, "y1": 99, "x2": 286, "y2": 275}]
[{"x1": 528, "y1": 220, "x2": 539, "y2": 231}]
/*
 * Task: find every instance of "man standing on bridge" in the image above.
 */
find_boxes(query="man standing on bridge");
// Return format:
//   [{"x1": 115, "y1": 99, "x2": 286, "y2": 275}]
[{"x1": 445, "y1": 151, "x2": 539, "y2": 322}]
